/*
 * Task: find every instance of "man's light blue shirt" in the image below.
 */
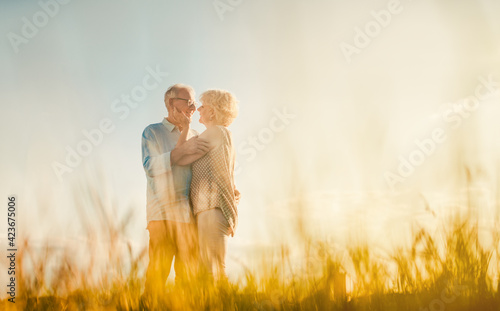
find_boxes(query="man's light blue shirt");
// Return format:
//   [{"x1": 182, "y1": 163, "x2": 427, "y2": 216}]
[{"x1": 141, "y1": 118, "x2": 198, "y2": 224}]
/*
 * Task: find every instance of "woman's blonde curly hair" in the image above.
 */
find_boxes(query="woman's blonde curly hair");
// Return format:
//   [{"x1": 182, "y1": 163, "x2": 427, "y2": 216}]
[{"x1": 200, "y1": 89, "x2": 239, "y2": 127}]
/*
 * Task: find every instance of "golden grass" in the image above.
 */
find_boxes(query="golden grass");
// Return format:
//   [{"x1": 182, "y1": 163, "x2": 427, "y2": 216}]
[{"x1": 2, "y1": 179, "x2": 500, "y2": 310}]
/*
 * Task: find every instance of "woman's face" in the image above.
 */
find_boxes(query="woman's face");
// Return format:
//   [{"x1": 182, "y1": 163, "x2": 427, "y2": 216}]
[{"x1": 197, "y1": 103, "x2": 213, "y2": 125}]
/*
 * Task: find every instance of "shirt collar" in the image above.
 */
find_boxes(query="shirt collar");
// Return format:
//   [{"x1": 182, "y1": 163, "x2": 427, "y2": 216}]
[{"x1": 162, "y1": 118, "x2": 177, "y2": 132}]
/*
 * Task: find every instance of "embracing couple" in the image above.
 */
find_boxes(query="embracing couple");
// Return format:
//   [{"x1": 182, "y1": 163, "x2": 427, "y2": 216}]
[{"x1": 141, "y1": 84, "x2": 240, "y2": 296}]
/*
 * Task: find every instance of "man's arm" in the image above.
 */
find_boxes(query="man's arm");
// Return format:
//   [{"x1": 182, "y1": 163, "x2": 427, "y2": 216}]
[
  {"x1": 234, "y1": 189, "x2": 241, "y2": 206},
  {"x1": 142, "y1": 128, "x2": 171, "y2": 177}
]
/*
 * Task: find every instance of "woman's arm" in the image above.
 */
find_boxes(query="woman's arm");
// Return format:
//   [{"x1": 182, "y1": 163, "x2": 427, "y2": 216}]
[
  {"x1": 176, "y1": 126, "x2": 222, "y2": 166},
  {"x1": 171, "y1": 136, "x2": 210, "y2": 166}
]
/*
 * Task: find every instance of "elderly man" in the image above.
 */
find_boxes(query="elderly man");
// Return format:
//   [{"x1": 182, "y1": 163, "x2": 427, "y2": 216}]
[{"x1": 141, "y1": 84, "x2": 209, "y2": 296}]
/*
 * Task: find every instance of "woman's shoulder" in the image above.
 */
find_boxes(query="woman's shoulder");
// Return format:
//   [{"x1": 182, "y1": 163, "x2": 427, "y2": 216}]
[
  {"x1": 216, "y1": 126, "x2": 233, "y2": 142},
  {"x1": 216, "y1": 125, "x2": 231, "y2": 135},
  {"x1": 200, "y1": 125, "x2": 223, "y2": 137},
  {"x1": 200, "y1": 126, "x2": 226, "y2": 148}
]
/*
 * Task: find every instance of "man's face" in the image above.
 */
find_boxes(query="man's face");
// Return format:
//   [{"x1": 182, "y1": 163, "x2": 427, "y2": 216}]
[{"x1": 170, "y1": 88, "x2": 196, "y2": 120}]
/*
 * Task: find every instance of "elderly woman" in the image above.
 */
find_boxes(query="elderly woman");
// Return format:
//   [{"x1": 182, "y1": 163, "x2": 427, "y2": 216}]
[{"x1": 175, "y1": 89, "x2": 239, "y2": 280}]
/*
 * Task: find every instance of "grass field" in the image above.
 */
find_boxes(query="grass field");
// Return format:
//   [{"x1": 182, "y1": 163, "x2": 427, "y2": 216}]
[{"x1": 2, "y1": 180, "x2": 500, "y2": 310}]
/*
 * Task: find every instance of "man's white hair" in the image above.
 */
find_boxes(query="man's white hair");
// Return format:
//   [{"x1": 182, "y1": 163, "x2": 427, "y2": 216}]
[{"x1": 164, "y1": 83, "x2": 195, "y2": 103}]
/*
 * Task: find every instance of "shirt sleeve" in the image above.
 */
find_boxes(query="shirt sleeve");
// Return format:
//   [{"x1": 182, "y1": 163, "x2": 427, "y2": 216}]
[{"x1": 141, "y1": 127, "x2": 171, "y2": 177}]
